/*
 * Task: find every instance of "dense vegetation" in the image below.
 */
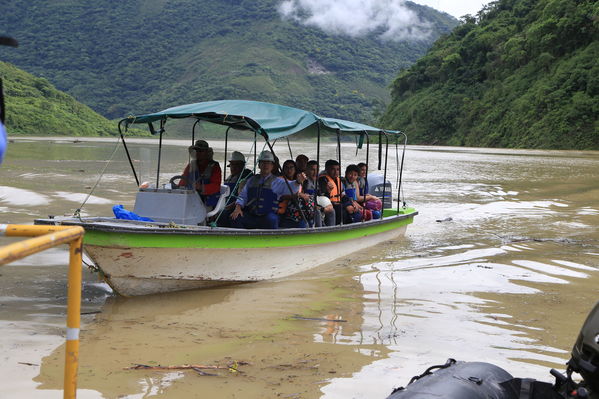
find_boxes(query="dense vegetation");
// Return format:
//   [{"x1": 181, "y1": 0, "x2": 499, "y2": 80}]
[
  {"x1": 381, "y1": 0, "x2": 599, "y2": 149},
  {"x1": 0, "y1": 0, "x2": 456, "y2": 128},
  {"x1": 0, "y1": 61, "x2": 115, "y2": 136}
]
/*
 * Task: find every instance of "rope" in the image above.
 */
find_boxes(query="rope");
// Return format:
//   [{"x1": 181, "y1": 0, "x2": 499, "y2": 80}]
[{"x1": 74, "y1": 136, "x2": 122, "y2": 219}]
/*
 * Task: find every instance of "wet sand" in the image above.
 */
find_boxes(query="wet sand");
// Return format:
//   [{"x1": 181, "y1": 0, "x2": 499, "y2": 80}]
[{"x1": 1, "y1": 138, "x2": 598, "y2": 398}]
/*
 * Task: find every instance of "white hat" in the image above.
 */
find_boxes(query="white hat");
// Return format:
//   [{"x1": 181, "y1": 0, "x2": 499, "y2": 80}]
[
  {"x1": 257, "y1": 150, "x2": 275, "y2": 163},
  {"x1": 229, "y1": 151, "x2": 246, "y2": 163}
]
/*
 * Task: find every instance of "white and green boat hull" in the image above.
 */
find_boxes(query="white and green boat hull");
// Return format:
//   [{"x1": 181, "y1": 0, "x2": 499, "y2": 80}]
[{"x1": 37, "y1": 208, "x2": 416, "y2": 296}]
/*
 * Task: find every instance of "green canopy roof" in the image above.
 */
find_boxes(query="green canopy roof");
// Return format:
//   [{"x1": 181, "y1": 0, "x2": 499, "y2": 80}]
[{"x1": 123, "y1": 100, "x2": 399, "y2": 141}]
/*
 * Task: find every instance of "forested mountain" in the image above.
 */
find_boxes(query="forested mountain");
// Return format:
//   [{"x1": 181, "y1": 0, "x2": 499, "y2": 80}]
[
  {"x1": 381, "y1": 0, "x2": 599, "y2": 149},
  {"x1": 0, "y1": 61, "x2": 114, "y2": 136},
  {"x1": 0, "y1": 0, "x2": 456, "y2": 126}
]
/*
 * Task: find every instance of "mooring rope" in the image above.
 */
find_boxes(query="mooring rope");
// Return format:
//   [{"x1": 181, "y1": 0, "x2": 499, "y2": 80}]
[{"x1": 74, "y1": 136, "x2": 122, "y2": 219}]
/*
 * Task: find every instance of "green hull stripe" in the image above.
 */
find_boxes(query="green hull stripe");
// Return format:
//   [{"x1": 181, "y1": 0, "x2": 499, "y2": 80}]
[{"x1": 83, "y1": 215, "x2": 415, "y2": 249}]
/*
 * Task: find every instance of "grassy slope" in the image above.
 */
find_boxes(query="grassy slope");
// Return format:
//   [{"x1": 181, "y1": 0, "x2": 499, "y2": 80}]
[
  {"x1": 1, "y1": 61, "x2": 116, "y2": 136},
  {"x1": 0, "y1": 0, "x2": 457, "y2": 127},
  {"x1": 381, "y1": 0, "x2": 599, "y2": 149}
]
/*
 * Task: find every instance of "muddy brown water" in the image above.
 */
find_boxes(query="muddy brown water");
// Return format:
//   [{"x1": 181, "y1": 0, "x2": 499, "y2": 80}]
[{"x1": 0, "y1": 138, "x2": 598, "y2": 398}]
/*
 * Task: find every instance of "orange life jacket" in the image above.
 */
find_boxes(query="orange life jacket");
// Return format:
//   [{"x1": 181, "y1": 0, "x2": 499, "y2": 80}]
[{"x1": 323, "y1": 175, "x2": 342, "y2": 203}]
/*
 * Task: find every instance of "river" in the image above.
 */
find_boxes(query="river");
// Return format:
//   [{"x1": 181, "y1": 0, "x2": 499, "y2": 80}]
[{"x1": 1, "y1": 137, "x2": 598, "y2": 398}]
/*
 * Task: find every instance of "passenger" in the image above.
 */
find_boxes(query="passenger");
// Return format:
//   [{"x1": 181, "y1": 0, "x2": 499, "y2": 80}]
[
  {"x1": 342, "y1": 164, "x2": 368, "y2": 223},
  {"x1": 302, "y1": 160, "x2": 324, "y2": 227},
  {"x1": 216, "y1": 151, "x2": 253, "y2": 227},
  {"x1": 224, "y1": 151, "x2": 253, "y2": 196},
  {"x1": 357, "y1": 162, "x2": 369, "y2": 194},
  {"x1": 318, "y1": 159, "x2": 344, "y2": 226},
  {"x1": 295, "y1": 154, "x2": 309, "y2": 174},
  {"x1": 356, "y1": 162, "x2": 382, "y2": 218},
  {"x1": 178, "y1": 140, "x2": 222, "y2": 209},
  {"x1": 230, "y1": 150, "x2": 287, "y2": 229},
  {"x1": 303, "y1": 161, "x2": 335, "y2": 227},
  {"x1": 278, "y1": 160, "x2": 313, "y2": 229}
]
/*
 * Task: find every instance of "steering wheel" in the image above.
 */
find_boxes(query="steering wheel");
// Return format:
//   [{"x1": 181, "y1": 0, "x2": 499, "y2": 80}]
[{"x1": 169, "y1": 175, "x2": 183, "y2": 187}]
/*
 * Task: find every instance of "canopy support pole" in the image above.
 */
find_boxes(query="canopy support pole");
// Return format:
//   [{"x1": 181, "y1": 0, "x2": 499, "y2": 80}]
[
  {"x1": 286, "y1": 137, "x2": 293, "y2": 159},
  {"x1": 264, "y1": 138, "x2": 310, "y2": 229},
  {"x1": 192, "y1": 119, "x2": 200, "y2": 145},
  {"x1": 315, "y1": 123, "x2": 321, "y2": 227},
  {"x1": 381, "y1": 131, "x2": 389, "y2": 219},
  {"x1": 253, "y1": 131, "x2": 257, "y2": 173},
  {"x1": 362, "y1": 131, "x2": 370, "y2": 222},
  {"x1": 223, "y1": 127, "x2": 231, "y2": 181},
  {"x1": 396, "y1": 132, "x2": 407, "y2": 212},
  {"x1": 316, "y1": 123, "x2": 321, "y2": 168},
  {"x1": 336, "y1": 129, "x2": 343, "y2": 226},
  {"x1": 156, "y1": 121, "x2": 164, "y2": 188},
  {"x1": 119, "y1": 120, "x2": 139, "y2": 186},
  {"x1": 378, "y1": 131, "x2": 382, "y2": 170}
]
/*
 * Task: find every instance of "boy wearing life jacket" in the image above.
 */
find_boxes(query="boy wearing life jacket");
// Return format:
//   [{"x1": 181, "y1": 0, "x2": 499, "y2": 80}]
[
  {"x1": 178, "y1": 140, "x2": 222, "y2": 209},
  {"x1": 318, "y1": 159, "x2": 344, "y2": 226},
  {"x1": 230, "y1": 150, "x2": 288, "y2": 229},
  {"x1": 342, "y1": 164, "x2": 368, "y2": 223}
]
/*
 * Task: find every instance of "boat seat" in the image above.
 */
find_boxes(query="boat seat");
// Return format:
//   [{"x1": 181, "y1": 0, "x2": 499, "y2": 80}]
[{"x1": 206, "y1": 185, "x2": 231, "y2": 219}]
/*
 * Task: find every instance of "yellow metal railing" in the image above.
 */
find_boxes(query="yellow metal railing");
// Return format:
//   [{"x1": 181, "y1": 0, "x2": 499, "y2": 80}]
[{"x1": 0, "y1": 224, "x2": 85, "y2": 399}]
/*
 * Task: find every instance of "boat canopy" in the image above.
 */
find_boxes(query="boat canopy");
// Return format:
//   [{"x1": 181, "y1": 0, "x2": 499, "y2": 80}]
[{"x1": 122, "y1": 100, "x2": 399, "y2": 141}]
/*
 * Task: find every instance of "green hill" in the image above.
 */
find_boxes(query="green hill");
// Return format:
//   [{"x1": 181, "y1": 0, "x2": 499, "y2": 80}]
[
  {"x1": 0, "y1": 0, "x2": 456, "y2": 127},
  {"x1": 0, "y1": 61, "x2": 115, "y2": 136},
  {"x1": 381, "y1": 0, "x2": 599, "y2": 149}
]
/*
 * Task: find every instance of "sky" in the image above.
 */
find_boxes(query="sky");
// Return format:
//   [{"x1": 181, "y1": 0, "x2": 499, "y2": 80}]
[{"x1": 412, "y1": 0, "x2": 493, "y2": 18}]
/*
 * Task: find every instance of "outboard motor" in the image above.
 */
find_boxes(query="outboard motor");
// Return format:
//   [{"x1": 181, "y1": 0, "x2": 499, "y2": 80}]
[
  {"x1": 367, "y1": 172, "x2": 392, "y2": 209},
  {"x1": 387, "y1": 302, "x2": 599, "y2": 399}
]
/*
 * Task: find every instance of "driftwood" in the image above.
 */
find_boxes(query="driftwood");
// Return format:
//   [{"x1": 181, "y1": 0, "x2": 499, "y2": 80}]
[
  {"x1": 124, "y1": 361, "x2": 248, "y2": 375},
  {"x1": 290, "y1": 315, "x2": 347, "y2": 322}
]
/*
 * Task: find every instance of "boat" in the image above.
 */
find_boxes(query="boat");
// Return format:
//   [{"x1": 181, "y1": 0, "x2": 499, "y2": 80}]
[{"x1": 35, "y1": 100, "x2": 417, "y2": 296}]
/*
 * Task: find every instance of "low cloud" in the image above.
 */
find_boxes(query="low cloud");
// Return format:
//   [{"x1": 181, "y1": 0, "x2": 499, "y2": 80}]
[{"x1": 278, "y1": 0, "x2": 431, "y2": 41}]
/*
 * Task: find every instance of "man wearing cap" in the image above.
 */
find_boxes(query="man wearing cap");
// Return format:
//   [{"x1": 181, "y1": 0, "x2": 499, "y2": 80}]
[
  {"x1": 178, "y1": 140, "x2": 222, "y2": 208},
  {"x1": 224, "y1": 151, "x2": 253, "y2": 195},
  {"x1": 216, "y1": 151, "x2": 254, "y2": 227},
  {"x1": 230, "y1": 150, "x2": 288, "y2": 229}
]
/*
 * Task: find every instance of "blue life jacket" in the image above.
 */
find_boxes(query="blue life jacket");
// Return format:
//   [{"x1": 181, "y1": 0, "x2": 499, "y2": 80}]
[
  {"x1": 345, "y1": 187, "x2": 357, "y2": 201},
  {"x1": 246, "y1": 175, "x2": 279, "y2": 216},
  {"x1": 224, "y1": 169, "x2": 253, "y2": 200}
]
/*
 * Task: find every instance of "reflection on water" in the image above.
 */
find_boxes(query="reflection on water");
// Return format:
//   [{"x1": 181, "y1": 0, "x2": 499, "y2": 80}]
[{"x1": 1, "y1": 139, "x2": 598, "y2": 398}]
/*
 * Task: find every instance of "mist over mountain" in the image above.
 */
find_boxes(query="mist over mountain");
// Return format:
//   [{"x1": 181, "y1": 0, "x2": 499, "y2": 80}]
[{"x1": 0, "y1": 0, "x2": 456, "y2": 127}]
